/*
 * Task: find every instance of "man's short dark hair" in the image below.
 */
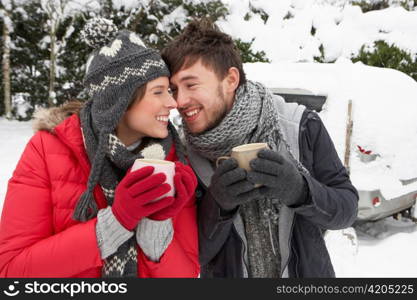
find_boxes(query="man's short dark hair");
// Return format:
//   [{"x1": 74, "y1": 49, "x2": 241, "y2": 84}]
[{"x1": 161, "y1": 18, "x2": 246, "y2": 87}]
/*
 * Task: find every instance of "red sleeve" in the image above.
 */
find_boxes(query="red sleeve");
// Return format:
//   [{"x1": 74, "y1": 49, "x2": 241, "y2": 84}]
[
  {"x1": 138, "y1": 195, "x2": 199, "y2": 278},
  {"x1": 0, "y1": 132, "x2": 103, "y2": 277}
]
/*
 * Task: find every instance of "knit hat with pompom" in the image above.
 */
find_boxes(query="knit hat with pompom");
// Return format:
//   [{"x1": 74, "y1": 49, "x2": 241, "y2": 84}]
[
  {"x1": 73, "y1": 18, "x2": 170, "y2": 221},
  {"x1": 82, "y1": 17, "x2": 170, "y2": 133}
]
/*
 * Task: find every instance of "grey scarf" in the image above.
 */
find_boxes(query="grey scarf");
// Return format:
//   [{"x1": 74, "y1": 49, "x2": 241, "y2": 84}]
[
  {"x1": 185, "y1": 81, "x2": 307, "y2": 277},
  {"x1": 78, "y1": 101, "x2": 186, "y2": 277}
]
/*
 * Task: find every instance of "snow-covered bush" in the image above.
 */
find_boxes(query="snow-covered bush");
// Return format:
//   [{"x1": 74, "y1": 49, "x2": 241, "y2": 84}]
[
  {"x1": 11, "y1": 92, "x2": 32, "y2": 120},
  {"x1": 351, "y1": 0, "x2": 416, "y2": 12},
  {"x1": 352, "y1": 40, "x2": 417, "y2": 80}
]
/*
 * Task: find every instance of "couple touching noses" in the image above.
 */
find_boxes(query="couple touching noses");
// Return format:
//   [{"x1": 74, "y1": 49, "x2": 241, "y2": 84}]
[{"x1": 0, "y1": 17, "x2": 358, "y2": 279}]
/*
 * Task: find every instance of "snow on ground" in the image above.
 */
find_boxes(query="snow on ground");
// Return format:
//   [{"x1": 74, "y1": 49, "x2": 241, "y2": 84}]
[
  {"x1": 0, "y1": 117, "x2": 416, "y2": 277},
  {"x1": 326, "y1": 219, "x2": 417, "y2": 277},
  {"x1": 0, "y1": 118, "x2": 33, "y2": 209},
  {"x1": 244, "y1": 61, "x2": 417, "y2": 200}
]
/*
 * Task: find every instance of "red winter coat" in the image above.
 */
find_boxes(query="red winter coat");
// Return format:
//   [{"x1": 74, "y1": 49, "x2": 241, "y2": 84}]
[{"x1": 0, "y1": 112, "x2": 199, "y2": 278}]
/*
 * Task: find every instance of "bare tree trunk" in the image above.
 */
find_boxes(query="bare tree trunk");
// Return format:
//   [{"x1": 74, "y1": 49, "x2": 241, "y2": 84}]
[
  {"x1": 2, "y1": 10, "x2": 12, "y2": 119},
  {"x1": 344, "y1": 100, "x2": 353, "y2": 175},
  {"x1": 48, "y1": 20, "x2": 57, "y2": 107}
]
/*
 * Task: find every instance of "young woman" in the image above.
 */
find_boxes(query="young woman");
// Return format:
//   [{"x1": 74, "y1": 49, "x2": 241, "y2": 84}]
[{"x1": 0, "y1": 19, "x2": 199, "y2": 278}]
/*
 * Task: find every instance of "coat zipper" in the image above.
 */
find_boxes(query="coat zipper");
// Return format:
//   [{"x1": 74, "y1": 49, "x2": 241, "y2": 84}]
[
  {"x1": 282, "y1": 214, "x2": 298, "y2": 277},
  {"x1": 233, "y1": 225, "x2": 249, "y2": 278}
]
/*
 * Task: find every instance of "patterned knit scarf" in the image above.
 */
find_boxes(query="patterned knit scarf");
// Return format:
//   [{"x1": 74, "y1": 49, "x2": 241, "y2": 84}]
[
  {"x1": 185, "y1": 81, "x2": 308, "y2": 277},
  {"x1": 79, "y1": 102, "x2": 186, "y2": 277}
]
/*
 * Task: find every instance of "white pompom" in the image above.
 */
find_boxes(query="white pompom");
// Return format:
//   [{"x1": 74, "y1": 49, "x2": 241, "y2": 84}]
[{"x1": 81, "y1": 17, "x2": 118, "y2": 49}]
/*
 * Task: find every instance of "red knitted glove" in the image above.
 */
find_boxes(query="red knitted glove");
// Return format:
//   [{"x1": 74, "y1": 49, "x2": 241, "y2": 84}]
[
  {"x1": 112, "y1": 166, "x2": 174, "y2": 230},
  {"x1": 149, "y1": 162, "x2": 197, "y2": 221}
]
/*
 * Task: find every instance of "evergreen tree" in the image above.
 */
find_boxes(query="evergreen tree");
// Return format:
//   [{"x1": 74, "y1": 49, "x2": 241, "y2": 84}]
[
  {"x1": 55, "y1": 12, "x2": 90, "y2": 103},
  {"x1": 0, "y1": 0, "x2": 277, "y2": 119},
  {"x1": 117, "y1": 0, "x2": 229, "y2": 50},
  {"x1": 101, "y1": 0, "x2": 267, "y2": 62},
  {"x1": 10, "y1": 1, "x2": 49, "y2": 120}
]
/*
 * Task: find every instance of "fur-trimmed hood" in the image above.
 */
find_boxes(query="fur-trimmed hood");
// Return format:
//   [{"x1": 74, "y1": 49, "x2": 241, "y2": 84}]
[{"x1": 32, "y1": 100, "x2": 85, "y2": 133}]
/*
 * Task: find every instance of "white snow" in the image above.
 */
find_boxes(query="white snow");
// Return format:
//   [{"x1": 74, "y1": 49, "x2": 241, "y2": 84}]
[
  {"x1": 0, "y1": 0, "x2": 12, "y2": 11},
  {"x1": 159, "y1": 6, "x2": 188, "y2": 31},
  {"x1": 112, "y1": 0, "x2": 148, "y2": 10},
  {"x1": 14, "y1": 6, "x2": 29, "y2": 19},
  {"x1": 0, "y1": 118, "x2": 33, "y2": 207},
  {"x1": 325, "y1": 219, "x2": 417, "y2": 277},
  {"x1": 11, "y1": 93, "x2": 32, "y2": 120},
  {"x1": 64, "y1": 25, "x2": 75, "y2": 39},
  {"x1": 244, "y1": 61, "x2": 417, "y2": 200},
  {"x1": 219, "y1": 0, "x2": 417, "y2": 62}
]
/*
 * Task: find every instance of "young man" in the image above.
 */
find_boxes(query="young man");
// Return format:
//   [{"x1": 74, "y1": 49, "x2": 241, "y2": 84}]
[{"x1": 162, "y1": 19, "x2": 358, "y2": 278}]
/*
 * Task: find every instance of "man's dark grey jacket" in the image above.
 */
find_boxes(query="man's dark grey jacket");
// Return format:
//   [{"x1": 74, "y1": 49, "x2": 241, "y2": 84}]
[{"x1": 188, "y1": 106, "x2": 359, "y2": 278}]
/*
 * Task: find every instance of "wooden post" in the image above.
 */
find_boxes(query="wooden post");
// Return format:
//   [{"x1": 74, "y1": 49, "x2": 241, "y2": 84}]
[{"x1": 344, "y1": 100, "x2": 353, "y2": 175}]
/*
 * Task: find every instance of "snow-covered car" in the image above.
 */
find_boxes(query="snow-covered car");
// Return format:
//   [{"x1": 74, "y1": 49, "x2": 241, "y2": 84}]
[{"x1": 244, "y1": 61, "x2": 417, "y2": 222}]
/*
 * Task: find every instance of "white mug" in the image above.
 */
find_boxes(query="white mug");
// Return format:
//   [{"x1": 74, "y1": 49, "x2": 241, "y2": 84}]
[
  {"x1": 131, "y1": 158, "x2": 175, "y2": 201},
  {"x1": 216, "y1": 143, "x2": 269, "y2": 171},
  {"x1": 216, "y1": 143, "x2": 269, "y2": 187}
]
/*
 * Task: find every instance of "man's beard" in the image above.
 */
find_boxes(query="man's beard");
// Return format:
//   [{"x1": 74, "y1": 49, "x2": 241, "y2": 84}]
[{"x1": 201, "y1": 84, "x2": 229, "y2": 133}]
